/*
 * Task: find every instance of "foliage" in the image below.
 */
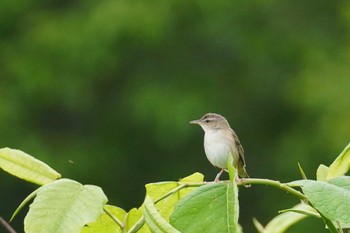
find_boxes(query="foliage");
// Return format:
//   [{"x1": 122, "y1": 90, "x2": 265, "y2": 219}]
[
  {"x1": 0, "y1": 148, "x2": 61, "y2": 185},
  {"x1": 1, "y1": 1, "x2": 350, "y2": 232},
  {"x1": 253, "y1": 203, "x2": 319, "y2": 233},
  {"x1": 253, "y1": 142, "x2": 350, "y2": 233},
  {"x1": 1, "y1": 144, "x2": 350, "y2": 232},
  {"x1": 169, "y1": 182, "x2": 240, "y2": 233},
  {"x1": 23, "y1": 179, "x2": 107, "y2": 233}
]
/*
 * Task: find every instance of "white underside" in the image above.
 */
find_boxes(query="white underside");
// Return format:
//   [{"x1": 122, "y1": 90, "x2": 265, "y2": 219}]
[{"x1": 204, "y1": 130, "x2": 238, "y2": 169}]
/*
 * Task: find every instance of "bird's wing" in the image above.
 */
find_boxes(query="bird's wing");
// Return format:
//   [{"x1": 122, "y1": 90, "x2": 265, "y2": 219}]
[
  {"x1": 230, "y1": 128, "x2": 249, "y2": 178},
  {"x1": 230, "y1": 129, "x2": 246, "y2": 166}
]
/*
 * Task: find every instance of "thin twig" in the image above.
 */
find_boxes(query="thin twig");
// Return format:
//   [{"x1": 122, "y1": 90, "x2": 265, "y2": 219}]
[{"x1": 0, "y1": 217, "x2": 17, "y2": 233}]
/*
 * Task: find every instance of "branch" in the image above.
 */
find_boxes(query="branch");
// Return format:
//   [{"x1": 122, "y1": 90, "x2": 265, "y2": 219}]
[
  {"x1": 125, "y1": 178, "x2": 308, "y2": 233},
  {"x1": 239, "y1": 178, "x2": 307, "y2": 201},
  {"x1": 0, "y1": 217, "x2": 17, "y2": 233}
]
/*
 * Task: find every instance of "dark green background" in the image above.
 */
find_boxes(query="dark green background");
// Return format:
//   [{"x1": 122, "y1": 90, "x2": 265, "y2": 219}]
[{"x1": 1, "y1": 1, "x2": 350, "y2": 232}]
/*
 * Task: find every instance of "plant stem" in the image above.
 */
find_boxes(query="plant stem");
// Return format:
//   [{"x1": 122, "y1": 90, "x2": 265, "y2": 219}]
[
  {"x1": 103, "y1": 206, "x2": 124, "y2": 229},
  {"x1": 239, "y1": 178, "x2": 307, "y2": 201},
  {"x1": 154, "y1": 182, "x2": 206, "y2": 204},
  {"x1": 127, "y1": 216, "x2": 145, "y2": 233}
]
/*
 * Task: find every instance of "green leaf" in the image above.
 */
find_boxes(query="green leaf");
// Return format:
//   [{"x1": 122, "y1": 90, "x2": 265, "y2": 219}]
[
  {"x1": 328, "y1": 176, "x2": 350, "y2": 191},
  {"x1": 81, "y1": 205, "x2": 124, "y2": 233},
  {"x1": 170, "y1": 182, "x2": 240, "y2": 233},
  {"x1": 253, "y1": 203, "x2": 317, "y2": 233},
  {"x1": 143, "y1": 196, "x2": 180, "y2": 233},
  {"x1": 145, "y1": 172, "x2": 204, "y2": 221},
  {"x1": 127, "y1": 173, "x2": 203, "y2": 233},
  {"x1": 86, "y1": 207, "x2": 150, "y2": 233},
  {"x1": 0, "y1": 147, "x2": 61, "y2": 185},
  {"x1": 24, "y1": 178, "x2": 108, "y2": 233},
  {"x1": 327, "y1": 142, "x2": 350, "y2": 180},
  {"x1": 126, "y1": 208, "x2": 150, "y2": 233},
  {"x1": 293, "y1": 177, "x2": 350, "y2": 228},
  {"x1": 316, "y1": 164, "x2": 330, "y2": 181},
  {"x1": 227, "y1": 152, "x2": 236, "y2": 182}
]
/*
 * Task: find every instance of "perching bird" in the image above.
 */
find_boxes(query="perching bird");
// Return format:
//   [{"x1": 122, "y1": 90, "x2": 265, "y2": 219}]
[{"x1": 190, "y1": 113, "x2": 249, "y2": 181}]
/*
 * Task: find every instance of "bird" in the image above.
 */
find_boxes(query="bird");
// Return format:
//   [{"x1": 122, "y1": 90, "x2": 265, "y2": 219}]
[{"x1": 190, "y1": 113, "x2": 249, "y2": 182}]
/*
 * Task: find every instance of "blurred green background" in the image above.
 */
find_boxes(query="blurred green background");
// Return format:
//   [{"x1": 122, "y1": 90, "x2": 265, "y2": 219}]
[{"x1": 1, "y1": 1, "x2": 350, "y2": 232}]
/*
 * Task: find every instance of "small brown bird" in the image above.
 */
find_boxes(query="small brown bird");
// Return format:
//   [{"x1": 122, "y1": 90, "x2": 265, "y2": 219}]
[{"x1": 190, "y1": 113, "x2": 249, "y2": 181}]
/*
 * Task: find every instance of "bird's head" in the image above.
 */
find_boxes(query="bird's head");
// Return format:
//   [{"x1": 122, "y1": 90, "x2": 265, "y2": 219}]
[{"x1": 190, "y1": 113, "x2": 230, "y2": 132}]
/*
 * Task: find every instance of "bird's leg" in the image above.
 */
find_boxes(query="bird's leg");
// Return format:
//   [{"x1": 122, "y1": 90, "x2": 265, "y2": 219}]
[{"x1": 214, "y1": 169, "x2": 225, "y2": 182}]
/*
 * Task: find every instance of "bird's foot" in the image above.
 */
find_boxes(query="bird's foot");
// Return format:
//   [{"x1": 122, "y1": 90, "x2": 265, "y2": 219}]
[{"x1": 214, "y1": 169, "x2": 225, "y2": 183}]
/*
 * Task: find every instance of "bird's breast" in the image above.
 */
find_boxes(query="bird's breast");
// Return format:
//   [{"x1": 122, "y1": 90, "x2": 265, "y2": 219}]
[{"x1": 204, "y1": 131, "x2": 238, "y2": 169}]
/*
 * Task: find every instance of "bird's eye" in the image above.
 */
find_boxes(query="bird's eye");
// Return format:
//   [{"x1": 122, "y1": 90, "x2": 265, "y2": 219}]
[{"x1": 205, "y1": 120, "x2": 210, "y2": 123}]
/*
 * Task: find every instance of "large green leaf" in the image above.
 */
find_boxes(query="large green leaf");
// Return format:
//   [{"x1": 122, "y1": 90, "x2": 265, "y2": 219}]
[
  {"x1": 170, "y1": 182, "x2": 240, "y2": 233},
  {"x1": 329, "y1": 176, "x2": 350, "y2": 191},
  {"x1": 0, "y1": 147, "x2": 61, "y2": 185},
  {"x1": 327, "y1": 142, "x2": 350, "y2": 180},
  {"x1": 25, "y1": 179, "x2": 108, "y2": 233},
  {"x1": 143, "y1": 196, "x2": 180, "y2": 233},
  {"x1": 81, "y1": 205, "x2": 124, "y2": 233},
  {"x1": 293, "y1": 177, "x2": 350, "y2": 228}
]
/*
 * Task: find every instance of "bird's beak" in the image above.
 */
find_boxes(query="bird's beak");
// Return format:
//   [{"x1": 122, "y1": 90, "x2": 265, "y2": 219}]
[{"x1": 190, "y1": 119, "x2": 201, "y2": 125}]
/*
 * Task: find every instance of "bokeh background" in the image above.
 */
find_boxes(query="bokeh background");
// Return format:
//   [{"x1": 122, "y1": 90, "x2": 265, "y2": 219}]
[{"x1": 1, "y1": 1, "x2": 350, "y2": 232}]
